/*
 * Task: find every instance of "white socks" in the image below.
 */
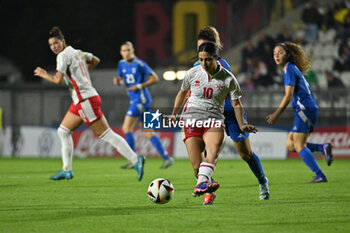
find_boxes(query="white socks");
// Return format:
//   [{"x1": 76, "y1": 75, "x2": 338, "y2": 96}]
[
  {"x1": 197, "y1": 162, "x2": 215, "y2": 183},
  {"x1": 57, "y1": 125, "x2": 73, "y2": 171},
  {"x1": 99, "y1": 128, "x2": 138, "y2": 165}
]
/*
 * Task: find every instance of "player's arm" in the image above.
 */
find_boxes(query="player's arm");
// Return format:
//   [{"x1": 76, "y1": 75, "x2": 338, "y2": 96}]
[
  {"x1": 87, "y1": 56, "x2": 100, "y2": 71},
  {"x1": 231, "y1": 98, "x2": 257, "y2": 133},
  {"x1": 129, "y1": 71, "x2": 159, "y2": 91},
  {"x1": 113, "y1": 76, "x2": 124, "y2": 86},
  {"x1": 170, "y1": 89, "x2": 189, "y2": 120},
  {"x1": 34, "y1": 67, "x2": 64, "y2": 85},
  {"x1": 266, "y1": 85, "x2": 294, "y2": 124}
]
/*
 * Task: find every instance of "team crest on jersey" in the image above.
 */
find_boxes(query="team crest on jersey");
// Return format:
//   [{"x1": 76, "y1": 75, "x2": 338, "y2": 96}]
[
  {"x1": 216, "y1": 84, "x2": 223, "y2": 90},
  {"x1": 195, "y1": 81, "x2": 200, "y2": 86},
  {"x1": 132, "y1": 68, "x2": 136, "y2": 74}
]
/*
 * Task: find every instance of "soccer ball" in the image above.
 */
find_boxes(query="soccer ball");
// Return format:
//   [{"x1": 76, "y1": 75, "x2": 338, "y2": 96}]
[{"x1": 147, "y1": 178, "x2": 174, "y2": 204}]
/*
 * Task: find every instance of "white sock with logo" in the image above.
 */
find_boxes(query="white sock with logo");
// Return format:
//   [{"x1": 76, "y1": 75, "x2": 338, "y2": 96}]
[
  {"x1": 99, "y1": 128, "x2": 138, "y2": 165},
  {"x1": 57, "y1": 125, "x2": 73, "y2": 171},
  {"x1": 197, "y1": 162, "x2": 215, "y2": 184}
]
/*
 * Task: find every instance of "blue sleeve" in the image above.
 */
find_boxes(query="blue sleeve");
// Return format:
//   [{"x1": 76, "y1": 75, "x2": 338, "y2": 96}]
[
  {"x1": 117, "y1": 61, "x2": 123, "y2": 77},
  {"x1": 284, "y1": 64, "x2": 296, "y2": 86},
  {"x1": 140, "y1": 61, "x2": 153, "y2": 77},
  {"x1": 218, "y1": 57, "x2": 232, "y2": 72}
]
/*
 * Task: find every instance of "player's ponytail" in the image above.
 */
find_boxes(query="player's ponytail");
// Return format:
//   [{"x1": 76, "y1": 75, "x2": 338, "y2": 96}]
[
  {"x1": 49, "y1": 26, "x2": 65, "y2": 41},
  {"x1": 282, "y1": 42, "x2": 311, "y2": 75}
]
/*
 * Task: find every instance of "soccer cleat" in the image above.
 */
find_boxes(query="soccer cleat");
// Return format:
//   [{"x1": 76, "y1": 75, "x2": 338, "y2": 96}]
[
  {"x1": 160, "y1": 157, "x2": 174, "y2": 169},
  {"x1": 193, "y1": 180, "x2": 220, "y2": 197},
  {"x1": 203, "y1": 192, "x2": 216, "y2": 205},
  {"x1": 134, "y1": 155, "x2": 145, "y2": 181},
  {"x1": 50, "y1": 170, "x2": 73, "y2": 180},
  {"x1": 121, "y1": 162, "x2": 134, "y2": 169},
  {"x1": 323, "y1": 143, "x2": 333, "y2": 166},
  {"x1": 309, "y1": 175, "x2": 328, "y2": 183},
  {"x1": 259, "y1": 178, "x2": 270, "y2": 200}
]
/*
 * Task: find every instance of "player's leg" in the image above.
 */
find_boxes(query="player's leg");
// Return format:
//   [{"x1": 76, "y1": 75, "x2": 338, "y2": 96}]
[
  {"x1": 184, "y1": 136, "x2": 208, "y2": 196},
  {"x1": 234, "y1": 138, "x2": 269, "y2": 200},
  {"x1": 142, "y1": 127, "x2": 174, "y2": 169},
  {"x1": 293, "y1": 132, "x2": 327, "y2": 183},
  {"x1": 120, "y1": 115, "x2": 139, "y2": 169},
  {"x1": 122, "y1": 115, "x2": 139, "y2": 151},
  {"x1": 195, "y1": 128, "x2": 224, "y2": 195},
  {"x1": 50, "y1": 110, "x2": 82, "y2": 180},
  {"x1": 90, "y1": 115, "x2": 144, "y2": 181}
]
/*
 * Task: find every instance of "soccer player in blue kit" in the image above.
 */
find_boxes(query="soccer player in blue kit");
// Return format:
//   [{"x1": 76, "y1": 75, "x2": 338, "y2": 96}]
[
  {"x1": 114, "y1": 41, "x2": 174, "y2": 169},
  {"x1": 195, "y1": 27, "x2": 270, "y2": 205},
  {"x1": 267, "y1": 42, "x2": 333, "y2": 183}
]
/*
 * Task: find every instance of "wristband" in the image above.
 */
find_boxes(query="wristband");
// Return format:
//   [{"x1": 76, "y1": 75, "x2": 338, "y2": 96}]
[{"x1": 136, "y1": 84, "x2": 142, "y2": 90}]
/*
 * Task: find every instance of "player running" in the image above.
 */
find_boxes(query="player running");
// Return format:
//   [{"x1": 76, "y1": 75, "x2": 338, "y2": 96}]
[
  {"x1": 170, "y1": 41, "x2": 257, "y2": 204},
  {"x1": 267, "y1": 42, "x2": 333, "y2": 183},
  {"x1": 113, "y1": 41, "x2": 174, "y2": 169},
  {"x1": 34, "y1": 27, "x2": 144, "y2": 181},
  {"x1": 195, "y1": 26, "x2": 270, "y2": 205}
]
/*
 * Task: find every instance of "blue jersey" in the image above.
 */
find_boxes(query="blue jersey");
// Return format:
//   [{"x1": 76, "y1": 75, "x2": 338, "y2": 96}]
[
  {"x1": 283, "y1": 62, "x2": 318, "y2": 111},
  {"x1": 117, "y1": 57, "x2": 152, "y2": 104}
]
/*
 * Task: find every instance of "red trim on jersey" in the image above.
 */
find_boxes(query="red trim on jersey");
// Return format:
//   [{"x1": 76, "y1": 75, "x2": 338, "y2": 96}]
[
  {"x1": 183, "y1": 99, "x2": 189, "y2": 113},
  {"x1": 69, "y1": 75, "x2": 83, "y2": 102}
]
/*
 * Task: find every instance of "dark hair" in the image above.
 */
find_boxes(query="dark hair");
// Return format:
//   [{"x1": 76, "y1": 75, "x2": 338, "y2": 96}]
[
  {"x1": 49, "y1": 26, "x2": 65, "y2": 40},
  {"x1": 197, "y1": 26, "x2": 223, "y2": 50},
  {"x1": 276, "y1": 41, "x2": 311, "y2": 74},
  {"x1": 198, "y1": 41, "x2": 219, "y2": 56}
]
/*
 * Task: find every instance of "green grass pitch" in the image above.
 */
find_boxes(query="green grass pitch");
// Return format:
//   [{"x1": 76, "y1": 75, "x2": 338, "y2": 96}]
[{"x1": 0, "y1": 157, "x2": 349, "y2": 233}]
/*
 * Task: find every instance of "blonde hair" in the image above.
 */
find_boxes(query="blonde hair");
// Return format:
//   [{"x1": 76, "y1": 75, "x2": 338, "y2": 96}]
[
  {"x1": 282, "y1": 42, "x2": 311, "y2": 74},
  {"x1": 197, "y1": 26, "x2": 223, "y2": 50}
]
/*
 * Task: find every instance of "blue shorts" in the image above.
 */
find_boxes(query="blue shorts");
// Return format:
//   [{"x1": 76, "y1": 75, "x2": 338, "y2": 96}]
[
  {"x1": 126, "y1": 101, "x2": 151, "y2": 118},
  {"x1": 291, "y1": 109, "x2": 318, "y2": 133},
  {"x1": 225, "y1": 121, "x2": 249, "y2": 142}
]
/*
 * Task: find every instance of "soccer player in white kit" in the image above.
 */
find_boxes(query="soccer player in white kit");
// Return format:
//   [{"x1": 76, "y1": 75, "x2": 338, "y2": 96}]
[
  {"x1": 170, "y1": 41, "x2": 257, "y2": 201},
  {"x1": 34, "y1": 26, "x2": 145, "y2": 181}
]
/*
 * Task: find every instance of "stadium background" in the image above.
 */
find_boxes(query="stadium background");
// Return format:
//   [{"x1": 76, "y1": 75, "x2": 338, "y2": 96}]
[{"x1": 0, "y1": 0, "x2": 348, "y2": 159}]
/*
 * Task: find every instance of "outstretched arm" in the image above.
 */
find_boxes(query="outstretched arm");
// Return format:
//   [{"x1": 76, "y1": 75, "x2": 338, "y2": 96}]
[
  {"x1": 266, "y1": 85, "x2": 294, "y2": 124},
  {"x1": 34, "y1": 67, "x2": 64, "y2": 85},
  {"x1": 231, "y1": 98, "x2": 257, "y2": 133}
]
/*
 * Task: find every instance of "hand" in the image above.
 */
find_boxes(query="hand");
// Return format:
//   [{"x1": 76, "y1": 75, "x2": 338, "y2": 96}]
[
  {"x1": 128, "y1": 85, "x2": 138, "y2": 91},
  {"x1": 167, "y1": 115, "x2": 177, "y2": 127},
  {"x1": 266, "y1": 113, "x2": 278, "y2": 125},
  {"x1": 34, "y1": 67, "x2": 47, "y2": 78},
  {"x1": 240, "y1": 124, "x2": 257, "y2": 133},
  {"x1": 113, "y1": 77, "x2": 123, "y2": 86}
]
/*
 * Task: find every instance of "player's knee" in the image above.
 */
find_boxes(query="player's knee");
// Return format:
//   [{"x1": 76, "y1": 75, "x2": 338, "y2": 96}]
[{"x1": 57, "y1": 126, "x2": 71, "y2": 139}]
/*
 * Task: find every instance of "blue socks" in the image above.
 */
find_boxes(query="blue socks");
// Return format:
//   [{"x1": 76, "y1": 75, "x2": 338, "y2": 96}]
[
  {"x1": 125, "y1": 132, "x2": 135, "y2": 151},
  {"x1": 247, "y1": 153, "x2": 267, "y2": 184},
  {"x1": 307, "y1": 143, "x2": 324, "y2": 153},
  {"x1": 299, "y1": 147, "x2": 324, "y2": 177},
  {"x1": 150, "y1": 135, "x2": 169, "y2": 160}
]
